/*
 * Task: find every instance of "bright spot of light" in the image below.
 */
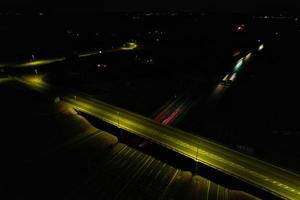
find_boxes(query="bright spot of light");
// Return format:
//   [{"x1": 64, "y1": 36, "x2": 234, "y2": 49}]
[
  {"x1": 222, "y1": 74, "x2": 229, "y2": 81},
  {"x1": 234, "y1": 58, "x2": 243, "y2": 72},
  {"x1": 245, "y1": 52, "x2": 252, "y2": 61},
  {"x1": 229, "y1": 73, "x2": 236, "y2": 81},
  {"x1": 258, "y1": 44, "x2": 264, "y2": 51}
]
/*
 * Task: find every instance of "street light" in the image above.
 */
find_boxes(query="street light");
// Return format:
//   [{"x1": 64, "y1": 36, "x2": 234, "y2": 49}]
[{"x1": 117, "y1": 111, "x2": 120, "y2": 128}]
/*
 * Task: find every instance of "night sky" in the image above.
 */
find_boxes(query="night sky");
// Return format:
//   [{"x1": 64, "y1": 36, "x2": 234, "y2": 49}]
[{"x1": 1, "y1": 0, "x2": 299, "y2": 12}]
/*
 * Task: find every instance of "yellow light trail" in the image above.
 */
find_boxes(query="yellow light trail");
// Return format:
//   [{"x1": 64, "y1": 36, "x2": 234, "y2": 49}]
[
  {"x1": 18, "y1": 58, "x2": 65, "y2": 67},
  {"x1": 121, "y1": 42, "x2": 138, "y2": 50}
]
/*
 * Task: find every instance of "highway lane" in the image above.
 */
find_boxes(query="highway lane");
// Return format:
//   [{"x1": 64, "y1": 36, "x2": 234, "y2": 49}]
[
  {"x1": 18, "y1": 57, "x2": 66, "y2": 67},
  {"x1": 0, "y1": 42, "x2": 138, "y2": 69},
  {"x1": 157, "y1": 97, "x2": 194, "y2": 126},
  {"x1": 0, "y1": 78, "x2": 238, "y2": 200},
  {"x1": 62, "y1": 95, "x2": 300, "y2": 200},
  {"x1": 11, "y1": 76, "x2": 300, "y2": 199}
]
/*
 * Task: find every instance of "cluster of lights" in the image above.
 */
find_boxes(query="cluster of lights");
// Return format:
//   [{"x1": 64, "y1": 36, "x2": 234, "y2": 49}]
[
  {"x1": 235, "y1": 24, "x2": 245, "y2": 32},
  {"x1": 97, "y1": 64, "x2": 107, "y2": 69}
]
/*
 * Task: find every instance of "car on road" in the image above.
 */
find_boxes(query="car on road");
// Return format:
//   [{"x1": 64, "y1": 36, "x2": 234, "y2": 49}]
[{"x1": 221, "y1": 73, "x2": 236, "y2": 86}]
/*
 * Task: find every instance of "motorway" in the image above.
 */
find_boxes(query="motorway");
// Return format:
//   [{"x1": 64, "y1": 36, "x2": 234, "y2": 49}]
[
  {"x1": 6, "y1": 45, "x2": 300, "y2": 199},
  {"x1": 62, "y1": 95, "x2": 300, "y2": 200},
  {"x1": 0, "y1": 42, "x2": 138, "y2": 69},
  {"x1": 12, "y1": 75, "x2": 300, "y2": 199},
  {"x1": 0, "y1": 76, "x2": 253, "y2": 200},
  {"x1": 152, "y1": 96, "x2": 194, "y2": 126}
]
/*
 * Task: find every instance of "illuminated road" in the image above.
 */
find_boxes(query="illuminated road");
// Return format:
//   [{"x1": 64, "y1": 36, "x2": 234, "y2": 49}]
[
  {"x1": 59, "y1": 95, "x2": 299, "y2": 200},
  {"x1": 209, "y1": 51, "x2": 253, "y2": 106},
  {"x1": 14, "y1": 75, "x2": 300, "y2": 199},
  {"x1": 3, "y1": 41, "x2": 294, "y2": 198},
  {"x1": 0, "y1": 42, "x2": 138, "y2": 69},
  {"x1": 153, "y1": 96, "x2": 194, "y2": 126}
]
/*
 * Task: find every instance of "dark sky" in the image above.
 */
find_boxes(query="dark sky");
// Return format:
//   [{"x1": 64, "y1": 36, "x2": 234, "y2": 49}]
[{"x1": 1, "y1": 0, "x2": 299, "y2": 12}]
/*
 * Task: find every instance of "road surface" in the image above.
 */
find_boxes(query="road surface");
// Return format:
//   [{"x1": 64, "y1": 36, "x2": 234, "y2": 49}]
[
  {"x1": 13, "y1": 76, "x2": 300, "y2": 200},
  {"x1": 0, "y1": 42, "x2": 138, "y2": 69},
  {"x1": 63, "y1": 95, "x2": 300, "y2": 200}
]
